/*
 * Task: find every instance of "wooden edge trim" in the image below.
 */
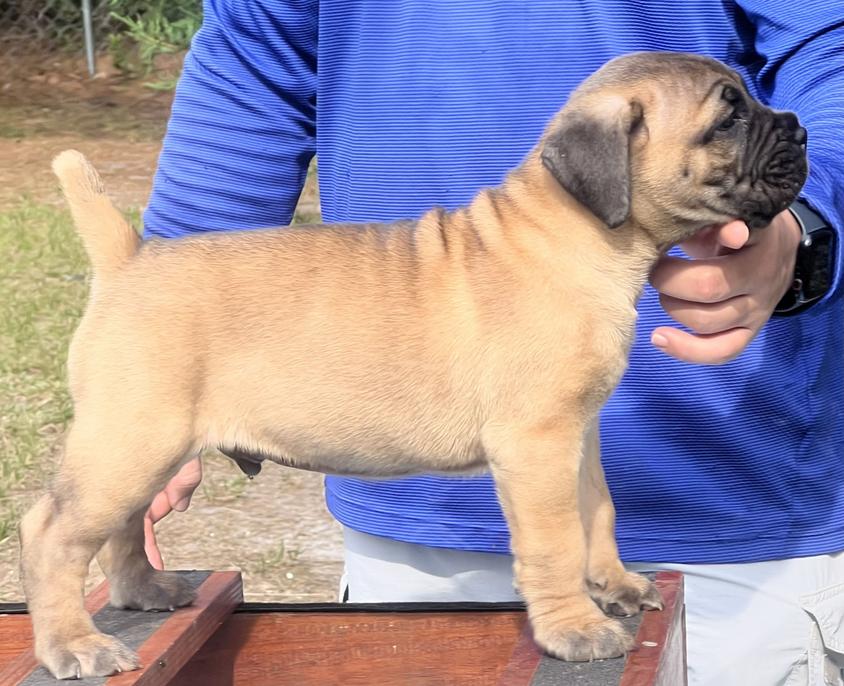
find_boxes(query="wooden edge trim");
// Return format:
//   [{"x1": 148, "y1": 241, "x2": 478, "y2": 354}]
[
  {"x1": 105, "y1": 571, "x2": 243, "y2": 686},
  {"x1": 0, "y1": 580, "x2": 113, "y2": 685},
  {"x1": 497, "y1": 618, "x2": 542, "y2": 685},
  {"x1": 618, "y1": 571, "x2": 684, "y2": 686}
]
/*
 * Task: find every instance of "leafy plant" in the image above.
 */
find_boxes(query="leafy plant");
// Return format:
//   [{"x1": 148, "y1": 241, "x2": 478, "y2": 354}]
[{"x1": 107, "y1": 0, "x2": 201, "y2": 83}]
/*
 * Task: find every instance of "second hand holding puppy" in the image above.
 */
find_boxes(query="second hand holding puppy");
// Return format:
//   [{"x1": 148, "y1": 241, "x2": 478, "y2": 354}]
[
  {"x1": 143, "y1": 458, "x2": 203, "y2": 571},
  {"x1": 650, "y1": 210, "x2": 802, "y2": 365}
]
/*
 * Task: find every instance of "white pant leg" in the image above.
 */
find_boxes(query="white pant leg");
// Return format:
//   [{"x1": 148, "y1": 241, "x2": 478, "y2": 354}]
[
  {"x1": 340, "y1": 527, "x2": 844, "y2": 686},
  {"x1": 627, "y1": 556, "x2": 844, "y2": 686},
  {"x1": 341, "y1": 527, "x2": 519, "y2": 602}
]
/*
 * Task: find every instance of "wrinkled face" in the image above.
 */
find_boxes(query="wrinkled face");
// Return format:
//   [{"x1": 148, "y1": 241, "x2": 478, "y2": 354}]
[
  {"x1": 541, "y1": 53, "x2": 808, "y2": 245},
  {"x1": 635, "y1": 62, "x2": 808, "y2": 234}
]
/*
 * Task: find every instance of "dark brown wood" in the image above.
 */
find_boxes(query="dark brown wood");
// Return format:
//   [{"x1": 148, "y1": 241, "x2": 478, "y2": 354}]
[
  {"x1": 0, "y1": 615, "x2": 33, "y2": 672},
  {"x1": 620, "y1": 571, "x2": 686, "y2": 686},
  {"x1": 105, "y1": 571, "x2": 242, "y2": 686},
  {"x1": 497, "y1": 622, "x2": 542, "y2": 685},
  {"x1": 0, "y1": 572, "x2": 242, "y2": 686},
  {"x1": 171, "y1": 610, "x2": 527, "y2": 686},
  {"x1": 0, "y1": 571, "x2": 685, "y2": 685},
  {"x1": 0, "y1": 580, "x2": 112, "y2": 685}
]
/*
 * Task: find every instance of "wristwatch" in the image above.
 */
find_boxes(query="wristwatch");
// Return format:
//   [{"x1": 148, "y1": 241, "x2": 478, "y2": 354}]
[{"x1": 772, "y1": 200, "x2": 836, "y2": 316}]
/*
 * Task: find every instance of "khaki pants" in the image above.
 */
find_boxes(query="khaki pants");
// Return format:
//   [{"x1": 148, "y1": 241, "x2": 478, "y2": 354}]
[{"x1": 340, "y1": 527, "x2": 844, "y2": 686}]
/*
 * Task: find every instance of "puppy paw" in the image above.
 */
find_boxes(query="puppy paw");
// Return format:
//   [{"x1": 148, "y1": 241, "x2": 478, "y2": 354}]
[
  {"x1": 38, "y1": 632, "x2": 140, "y2": 679},
  {"x1": 110, "y1": 570, "x2": 197, "y2": 611},
  {"x1": 588, "y1": 570, "x2": 663, "y2": 617},
  {"x1": 532, "y1": 612, "x2": 634, "y2": 661}
]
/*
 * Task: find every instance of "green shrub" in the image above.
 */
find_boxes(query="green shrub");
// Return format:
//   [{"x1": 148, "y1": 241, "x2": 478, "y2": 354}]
[{"x1": 107, "y1": 0, "x2": 202, "y2": 78}]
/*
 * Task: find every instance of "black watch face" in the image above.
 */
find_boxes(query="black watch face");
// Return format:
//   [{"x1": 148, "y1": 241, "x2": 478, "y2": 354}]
[
  {"x1": 801, "y1": 229, "x2": 834, "y2": 298},
  {"x1": 778, "y1": 228, "x2": 835, "y2": 315}
]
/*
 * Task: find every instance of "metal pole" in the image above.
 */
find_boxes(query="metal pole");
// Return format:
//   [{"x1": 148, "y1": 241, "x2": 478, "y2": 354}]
[{"x1": 81, "y1": 0, "x2": 96, "y2": 77}]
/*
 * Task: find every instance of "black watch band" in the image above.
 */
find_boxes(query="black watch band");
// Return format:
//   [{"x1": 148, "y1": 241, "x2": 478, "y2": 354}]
[{"x1": 772, "y1": 200, "x2": 835, "y2": 316}]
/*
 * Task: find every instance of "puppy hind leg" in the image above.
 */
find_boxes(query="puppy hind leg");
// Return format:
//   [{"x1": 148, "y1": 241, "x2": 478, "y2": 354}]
[
  {"x1": 20, "y1": 421, "x2": 193, "y2": 678},
  {"x1": 20, "y1": 492, "x2": 141, "y2": 679},
  {"x1": 580, "y1": 421, "x2": 662, "y2": 616},
  {"x1": 97, "y1": 507, "x2": 197, "y2": 612}
]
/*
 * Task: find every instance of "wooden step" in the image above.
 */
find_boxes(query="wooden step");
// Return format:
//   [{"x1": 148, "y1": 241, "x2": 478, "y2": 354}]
[
  {"x1": 0, "y1": 571, "x2": 242, "y2": 685},
  {"x1": 0, "y1": 571, "x2": 684, "y2": 685}
]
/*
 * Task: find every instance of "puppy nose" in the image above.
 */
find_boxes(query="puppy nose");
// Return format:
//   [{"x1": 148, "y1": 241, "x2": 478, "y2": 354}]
[
  {"x1": 775, "y1": 112, "x2": 806, "y2": 146},
  {"x1": 778, "y1": 112, "x2": 801, "y2": 131}
]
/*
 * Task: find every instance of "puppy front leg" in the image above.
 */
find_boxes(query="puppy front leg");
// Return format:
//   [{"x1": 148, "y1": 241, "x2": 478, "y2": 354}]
[
  {"x1": 580, "y1": 421, "x2": 662, "y2": 616},
  {"x1": 484, "y1": 422, "x2": 632, "y2": 661}
]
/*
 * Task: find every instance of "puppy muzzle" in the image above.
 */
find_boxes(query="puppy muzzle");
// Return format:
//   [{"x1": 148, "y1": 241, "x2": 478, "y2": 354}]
[{"x1": 739, "y1": 110, "x2": 808, "y2": 228}]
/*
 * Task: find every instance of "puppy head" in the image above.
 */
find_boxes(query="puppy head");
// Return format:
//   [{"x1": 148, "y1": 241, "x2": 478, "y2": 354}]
[{"x1": 540, "y1": 52, "x2": 808, "y2": 245}]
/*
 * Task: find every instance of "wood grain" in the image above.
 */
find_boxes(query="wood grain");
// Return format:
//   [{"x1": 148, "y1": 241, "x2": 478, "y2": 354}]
[
  {"x1": 620, "y1": 571, "x2": 685, "y2": 686},
  {"x1": 496, "y1": 622, "x2": 542, "y2": 685},
  {"x1": 0, "y1": 572, "x2": 242, "y2": 686},
  {"x1": 171, "y1": 610, "x2": 526, "y2": 686},
  {"x1": 0, "y1": 615, "x2": 33, "y2": 671},
  {"x1": 105, "y1": 571, "x2": 242, "y2": 686},
  {"x1": 0, "y1": 580, "x2": 112, "y2": 685},
  {"x1": 0, "y1": 571, "x2": 685, "y2": 685}
]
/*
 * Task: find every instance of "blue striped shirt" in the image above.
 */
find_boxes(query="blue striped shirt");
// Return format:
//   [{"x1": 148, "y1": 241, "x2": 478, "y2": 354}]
[{"x1": 144, "y1": 0, "x2": 844, "y2": 563}]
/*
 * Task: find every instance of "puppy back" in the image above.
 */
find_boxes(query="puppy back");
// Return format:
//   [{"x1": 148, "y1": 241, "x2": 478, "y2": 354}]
[{"x1": 52, "y1": 150, "x2": 140, "y2": 277}]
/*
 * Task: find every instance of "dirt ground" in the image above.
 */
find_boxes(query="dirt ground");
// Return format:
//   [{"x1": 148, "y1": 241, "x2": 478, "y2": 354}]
[{"x1": 0, "y1": 55, "x2": 342, "y2": 603}]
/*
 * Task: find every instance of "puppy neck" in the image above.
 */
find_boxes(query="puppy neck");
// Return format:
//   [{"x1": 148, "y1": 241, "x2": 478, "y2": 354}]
[{"x1": 500, "y1": 154, "x2": 662, "y2": 276}]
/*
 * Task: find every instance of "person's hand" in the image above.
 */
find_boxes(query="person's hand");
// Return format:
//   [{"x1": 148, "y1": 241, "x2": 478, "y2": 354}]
[
  {"x1": 648, "y1": 210, "x2": 801, "y2": 365},
  {"x1": 143, "y1": 458, "x2": 203, "y2": 570}
]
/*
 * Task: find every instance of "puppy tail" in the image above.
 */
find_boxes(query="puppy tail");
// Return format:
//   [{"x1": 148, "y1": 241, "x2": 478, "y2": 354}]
[{"x1": 52, "y1": 150, "x2": 140, "y2": 277}]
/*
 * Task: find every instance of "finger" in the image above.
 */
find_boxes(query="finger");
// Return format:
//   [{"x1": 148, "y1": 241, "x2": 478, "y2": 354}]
[
  {"x1": 658, "y1": 293, "x2": 755, "y2": 335},
  {"x1": 680, "y1": 220, "x2": 749, "y2": 258},
  {"x1": 713, "y1": 220, "x2": 751, "y2": 252},
  {"x1": 146, "y1": 489, "x2": 173, "y2": 525},
  {"x1": 650, "y1": 325, "x2": 755, "y2": 365},
  {"x1": 650, "y1": 254, "x2": 752, "y2": 303},
  {"x1": 143, "y1": 514, "x2": 164, "y2": 571},
  {"x1": 165, "y1": 458, "x2": 203, "y2": 512}
]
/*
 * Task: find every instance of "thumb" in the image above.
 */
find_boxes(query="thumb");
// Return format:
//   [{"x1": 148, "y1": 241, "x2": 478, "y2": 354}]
[
  {"x1": 681, "y1": 220, "x2": 749, "y2": 258},
  {"x1": 714, "y1": 220, "x2": 751, "y2": 252}
]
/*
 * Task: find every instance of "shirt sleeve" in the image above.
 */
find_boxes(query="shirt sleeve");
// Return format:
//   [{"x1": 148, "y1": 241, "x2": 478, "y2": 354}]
[
  {"x1": 736, "y1": 0, "x2": 844, "y2": 294},
  {"x1": 142, "y1": 0, "x2": 317, "y2": 238}
]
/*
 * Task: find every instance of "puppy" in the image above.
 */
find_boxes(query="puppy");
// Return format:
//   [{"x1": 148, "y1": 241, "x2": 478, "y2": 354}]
[{"x1": 21, "y1": 52, "x2": 807, "y2": 678}]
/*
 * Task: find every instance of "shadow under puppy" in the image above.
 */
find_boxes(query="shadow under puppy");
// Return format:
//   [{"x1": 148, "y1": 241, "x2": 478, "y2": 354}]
[{"x1": 21, "y1": 51, "x2": 807, "y2": 679}]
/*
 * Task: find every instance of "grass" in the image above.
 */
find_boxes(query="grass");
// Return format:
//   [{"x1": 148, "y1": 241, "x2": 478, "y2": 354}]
[
  {"x1": 251, "y1": 539, "x2": 303, "y2": 576},
  {"x1": 0, "y1": 170, "x2": 320, "y2": 545},
  {"x1": 200, "y1": 452, "x2": 249, "y2": 504},
  {"x1": 0, "y1": 200, "x2": 90, "y2": 541}
]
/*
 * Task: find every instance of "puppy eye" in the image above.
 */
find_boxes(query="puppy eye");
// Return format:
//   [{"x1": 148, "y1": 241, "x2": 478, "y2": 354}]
[
  {"x1": 722, "y1": 85, "x2": 741, "y2": 103},
  {"x1": 717, "y1": 111, "x2": 739, "y2": 131}
]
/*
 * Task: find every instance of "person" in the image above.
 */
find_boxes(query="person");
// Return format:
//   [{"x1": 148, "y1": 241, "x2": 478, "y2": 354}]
[{"x1": 140, "y1": 2, "x2": 844, "y2": 684}]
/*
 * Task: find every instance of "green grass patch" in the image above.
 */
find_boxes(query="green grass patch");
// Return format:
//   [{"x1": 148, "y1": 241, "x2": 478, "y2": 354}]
[
  {"x1": 0, "y1": 200, "x2": 92, "y2": 540},
  {"x1": 0, "y1": 186, "x2": 318, "y2": 542}
]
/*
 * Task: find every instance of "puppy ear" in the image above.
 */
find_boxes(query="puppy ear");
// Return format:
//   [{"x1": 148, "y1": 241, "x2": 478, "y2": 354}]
[{"x1": 541, "y1": 98, "x2": 643, "y2": 228}]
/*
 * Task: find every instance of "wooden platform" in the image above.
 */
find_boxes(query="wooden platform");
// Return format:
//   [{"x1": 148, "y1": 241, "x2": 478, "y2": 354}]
[{"x1": 0, "y1": 571, "x2": 684, "y2": 685}]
